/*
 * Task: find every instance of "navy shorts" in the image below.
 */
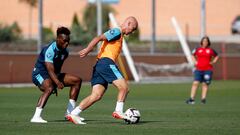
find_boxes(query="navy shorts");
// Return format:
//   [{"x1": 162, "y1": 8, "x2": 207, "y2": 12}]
[
  {"x1": 91, "y1": 57, "x2": 124, "y2": 89},
  {"x1": 194, "y1": 70, "x2": 213, "y2": 85},
  {"x1": 32, "y1": 67, "x2": 65, "y2": 87}
]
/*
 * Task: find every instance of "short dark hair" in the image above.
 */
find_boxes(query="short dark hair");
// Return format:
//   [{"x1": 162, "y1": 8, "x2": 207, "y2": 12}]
[
  {"x1": 200, "y1": 36, "x2": 211, "y2": 46},
  {"x1": 57, "y1": 26, "x2": 70, "y2": 36}
]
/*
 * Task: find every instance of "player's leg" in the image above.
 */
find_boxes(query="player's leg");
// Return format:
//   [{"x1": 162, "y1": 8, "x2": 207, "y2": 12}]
[
  {"x1": 190, "y1": 81, "x2": 200, "y2": 100},
  {"x1": 113, "y1": 79, "x2": 129, "y2": 102},
  {"x1": 201, "y1": 82, "x2": 208, "y2": 104},
  {"x1": 31, "y1": 78, "x2": 55, "y2": 123},
  {"x1": 72, "y1": 64, "x2": 108, "y2": 112},
  {"x1": 37, "y1": 79, "x2": 56, "y2": 107},
  {"x1": 66, "y1": 64, "x2": 108, "y2": 124},
  {"x1": 201, "y1": 70, "x2": 213, "y2": 104},
  {"x1": 79, "y1": 84, "x2": 106, "y2": 110},
  {"x1": 70, "y1": 84, "x2": 106, "y2": 115},
  {"x1": 61, "y1": 73, "x2": 82, "y2": 100},
  {"x1": 59, "y1": 73, "x2": 82, "y2": 116},
  {"x1": 73, "y1": 62, "x2": 109, "y2": 112},
  {"x1": 112, "y1": 78, "x2": 129, "y2": 119},
  {"x1": 66, "y1": 84, "x2": 106, "y2": 124},
  {"x1": 186, "y1": 70, "x2": 201, "y2": 104},
  {"x1": 96, "y1": 58, "x2": 129, "y2": 119}
]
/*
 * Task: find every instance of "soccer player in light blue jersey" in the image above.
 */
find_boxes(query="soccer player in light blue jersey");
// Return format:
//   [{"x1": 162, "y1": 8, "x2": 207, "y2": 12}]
[{"x1": 30, "y1": 27, "x2": 83, "y2": 123}]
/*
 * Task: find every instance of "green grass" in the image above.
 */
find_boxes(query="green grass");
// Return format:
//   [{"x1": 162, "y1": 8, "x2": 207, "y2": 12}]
[{"x1": 0, "y1": 80, "x2": 240, "y2": 135}]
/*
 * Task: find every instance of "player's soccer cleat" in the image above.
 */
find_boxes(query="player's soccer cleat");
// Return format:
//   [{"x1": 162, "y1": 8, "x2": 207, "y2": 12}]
[
  {"x1": 64, "y1": 114, "x2": 85, "y2": 121},
  {"x1": 66, "y1": 114, "x2": 86, "y2": 125},
  {"x1": 51, "y1": 88, "x2": 58, "y2": 96},
  {"x1": 186, "y1": 98, "x2": 195, "y2": 104},
  {"x1": 30, "y1": 117, "x2": 47, "y2": 123},
  {"x1": 201, "y1": 99, "x2": 206, "y2": 104},
  {"x1": 112, "y1": 111, "x2": 128, "y2": 119}
]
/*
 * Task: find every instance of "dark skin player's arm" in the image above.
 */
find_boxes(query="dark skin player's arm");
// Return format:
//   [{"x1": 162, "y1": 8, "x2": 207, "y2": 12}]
[{"x1": 45, "y1": 62, "x2": 64, "y2": 89}]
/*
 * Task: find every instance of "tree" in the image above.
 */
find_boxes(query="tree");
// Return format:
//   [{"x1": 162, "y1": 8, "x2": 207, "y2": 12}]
[
  {"x1": 81, "y1": 4, "x2": 140, "y2": 44},
  {"x1": 70, "y1": 13, "x2": 90, "y2": 45},
  {"x1": 82, "y1": 4, "x2": 114, "y2": 39},
  {"x1": 0, "y1": 22, "x2": 22, "y2": 42},
  {"x1": 19, "y1": 0, "x2": 37, "y2": 39},
  {"x1": 70, "y1": 4, "x2": 115, "y2": 46},
  {"x1": 42, "y1": 27, "x2": 54, "y2": 44},
  {"x1": 125, "y1": 28, "x2": 140, "y2": 43}
]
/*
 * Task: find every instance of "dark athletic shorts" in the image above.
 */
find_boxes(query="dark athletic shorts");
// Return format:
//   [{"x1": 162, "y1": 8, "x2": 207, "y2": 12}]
[{"x1": 91, "y1": 57, "x2": 123, "y2": 89}]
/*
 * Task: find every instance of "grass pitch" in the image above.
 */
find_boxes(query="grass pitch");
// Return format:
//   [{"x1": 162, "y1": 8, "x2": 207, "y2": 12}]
[{"x1": 0, "y1": 80, "x2": 240, "y2": 135}]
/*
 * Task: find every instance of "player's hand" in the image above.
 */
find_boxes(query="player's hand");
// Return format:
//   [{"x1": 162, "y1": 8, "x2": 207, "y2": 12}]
[
  {"x1": 56, "y1": 81, "x2": 64, "y2": 89},
  {"x1": 210, "y1": 61, "x2": 215, "y2": 65},
  {"x1": 194, "y1": 61, "x2": 198, "y2": 66},
  {"x1": 79, "y1": 48, "x2": 89, "y2": 58}
]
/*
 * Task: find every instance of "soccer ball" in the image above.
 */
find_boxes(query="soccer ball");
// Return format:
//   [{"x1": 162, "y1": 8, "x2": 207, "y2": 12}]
[{"x1": 124, "y1": 108, "x2": 141, "y2": 124}]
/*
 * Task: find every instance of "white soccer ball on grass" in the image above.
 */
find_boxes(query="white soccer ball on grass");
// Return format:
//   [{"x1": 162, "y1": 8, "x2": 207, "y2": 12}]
[{"x1": 124, "y1": 108, "x2": 141, "y2": 124}]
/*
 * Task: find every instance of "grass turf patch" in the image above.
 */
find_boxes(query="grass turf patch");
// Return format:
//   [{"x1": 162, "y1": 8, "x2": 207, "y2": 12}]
[{"x1": 0, "y1": 80, "x2": 239, "y2": 135}]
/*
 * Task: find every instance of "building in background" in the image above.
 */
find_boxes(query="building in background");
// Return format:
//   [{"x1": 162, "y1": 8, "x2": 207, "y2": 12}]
[{"x1": 0, "y1": 0, "x2": 240, "y2": 41}]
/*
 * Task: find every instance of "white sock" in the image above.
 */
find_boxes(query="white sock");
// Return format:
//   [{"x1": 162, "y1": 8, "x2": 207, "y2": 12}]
[
  {"x1": 71, "y1": 106, "x2": 82, "y2": 116},
  {"x1": 66, "y1": 99, "x2": 76, "y2": 115},
  {"x1": 115, "y1": 101, "x2": 124, "y2": 113},
  {"x1": 33, "y1": 107, "x2": 43, "y2": 118}
]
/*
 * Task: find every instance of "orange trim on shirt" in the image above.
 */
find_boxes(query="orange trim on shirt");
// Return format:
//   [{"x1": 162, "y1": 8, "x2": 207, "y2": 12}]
[{"x1": 97, "y1": 35, "x2": 123, "y2": 62}]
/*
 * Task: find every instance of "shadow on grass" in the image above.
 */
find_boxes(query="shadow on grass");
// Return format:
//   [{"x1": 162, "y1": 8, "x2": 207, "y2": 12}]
[
  {"x1": 50, "y1": 119, "x2": 69, "y2": 123},
  {"x1": 48, "y1": 119, "x2": 166, "y2": 125},
  {"x1": 49, "y1": 119, "x2": 105, "y2": 123}
]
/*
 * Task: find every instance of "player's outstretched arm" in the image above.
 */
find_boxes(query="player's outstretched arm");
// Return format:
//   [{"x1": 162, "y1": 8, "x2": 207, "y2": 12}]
[
  {"x1": 191, "y1": 55, "x2": 197, "y2": 66},
  {"x1": 211, "y1": 55, "x2": 219, "y2": 65},
  {"x1": 79, "y1": 34, "x2": 106, "y2": 58},
  {"x1": 45, "y1": 62, "x2": 64, "y2": 89}
]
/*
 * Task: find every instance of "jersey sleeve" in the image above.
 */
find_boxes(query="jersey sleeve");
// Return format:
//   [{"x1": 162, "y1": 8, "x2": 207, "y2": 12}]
[
  {"x1": 212, "y1": 49, "x2": 218, "y2": 57},
  {"x1": 65, "y1": 49, "x2": 69, "y2": 59},
  {"x1": 103, "y1": 28, "x2": 121, "y2": 42},
  {"x1": 44, "y1": 47, "x2": 55, "y2": 63},
  {"x1": 192, "y1": 48, "x2": 197, "y2": 56}
]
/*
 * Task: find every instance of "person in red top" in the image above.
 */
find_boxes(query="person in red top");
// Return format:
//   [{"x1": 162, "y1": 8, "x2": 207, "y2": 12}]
[{"x1": 186, "y1": 36, "x2": 219, "y2": 104}]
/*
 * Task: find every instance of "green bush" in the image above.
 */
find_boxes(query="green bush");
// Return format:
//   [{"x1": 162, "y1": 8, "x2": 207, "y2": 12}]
[
  {"x1": 125, "y1": 28, "x2": 140, "y2": 43},
  {"x1": 83, "y1": 4, "x2": 113, "y2": 37},
  {"x1": 0, "y1": 22, "x2": 22, "y2": 42},
  {"x1": 70, "y1": 4, "x2": 115, "y2": 46},
  {"x1": 43, "y1": 27, "x2": 54, "y2": 43},
  {"x1": 70, "y1": 13, "x2": 91, "y2": 45}
]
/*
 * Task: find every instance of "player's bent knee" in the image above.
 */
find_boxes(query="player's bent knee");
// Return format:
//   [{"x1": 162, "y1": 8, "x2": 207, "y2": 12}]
[
  {"x1": 71, "y1": 77, "x2": 82, "y2": 88},
  {"x1": 124, "y1": 87, "x2": 129, "y2": 93},
  {"x1": 90, "y1": 93, "x2": 102, "y2": 102},
  {"x1": 202, "y1": 83, "x2": 209, "y2": 87},
  {"x1": 78, "y1": 78, "x2": 82, "y2": 84},
  {"x1": 119, "y1": 85, "x2": 129, "y2": 92},
  {"x1": 126, "y1": 89, "x2": 130, "y2": 94},
  {"x1": 74, "y1": 76, "x2": 81, "y2": 81},
  {"x1": 95, "y1": 94, "x2": 103, "y2": 101},
  {"x1": 44, "y1": 87, "x2": 54, "y2": 95},
  {"x1": 193, "y1": 81, "x2": 199, "y2": 86}
]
